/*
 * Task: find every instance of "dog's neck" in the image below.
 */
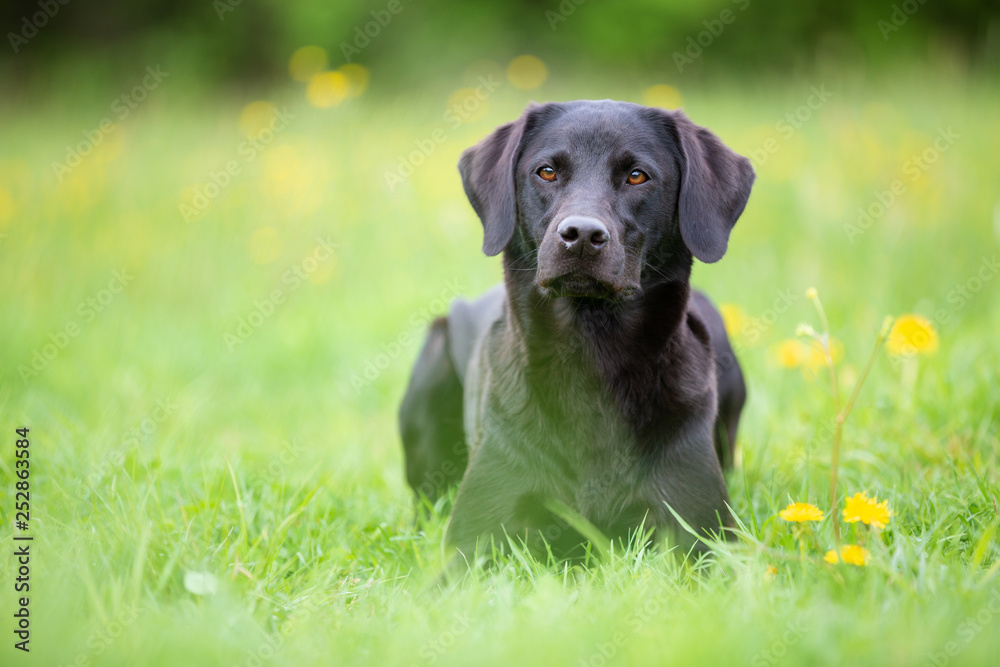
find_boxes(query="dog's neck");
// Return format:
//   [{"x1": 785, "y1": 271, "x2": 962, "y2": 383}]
[
  {"x1": 499, "y1": 245, "x2": 713, "y2": 441},
  {"x1": 501, "y1": 248, "x2": 695, "y2": 378}
]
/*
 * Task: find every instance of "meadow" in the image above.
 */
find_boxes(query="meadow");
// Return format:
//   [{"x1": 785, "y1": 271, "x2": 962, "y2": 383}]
[{"x1": 1, "y1": 57, "x2": 999, "y2": 665}]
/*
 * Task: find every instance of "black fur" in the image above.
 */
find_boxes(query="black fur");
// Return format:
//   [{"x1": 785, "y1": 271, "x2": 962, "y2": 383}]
[{"x1": 399, "y1": 100, "x2": 754, "y2": 557}]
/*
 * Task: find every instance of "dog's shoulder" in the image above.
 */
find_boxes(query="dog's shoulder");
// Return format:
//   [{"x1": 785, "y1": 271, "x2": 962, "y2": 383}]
[
  {"x1": 687, "y1": 290, "x2": 727, "y2": 351},
  {"x1": 446, "y1": 284, "x2": 505, "y2": 385}
]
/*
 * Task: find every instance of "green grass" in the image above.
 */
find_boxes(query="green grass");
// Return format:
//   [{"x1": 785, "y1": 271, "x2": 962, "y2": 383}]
[{"x1": 2, "y1": 65, "x2": 999, "y2": 666}]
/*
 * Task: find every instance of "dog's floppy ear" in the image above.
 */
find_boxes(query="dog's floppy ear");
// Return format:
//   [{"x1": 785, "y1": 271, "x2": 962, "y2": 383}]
[
  {"x1": 669, "y1": 111, "x2": 755, "y2": 263},
  {"x1": 458, "y1": 106, "x2": 538, "y2": 256}
]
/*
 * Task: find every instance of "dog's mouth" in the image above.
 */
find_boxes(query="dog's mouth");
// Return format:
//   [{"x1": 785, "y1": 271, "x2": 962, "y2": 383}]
[{"x1": 537, "y1": 273, "x2": 637, "y2": 300}]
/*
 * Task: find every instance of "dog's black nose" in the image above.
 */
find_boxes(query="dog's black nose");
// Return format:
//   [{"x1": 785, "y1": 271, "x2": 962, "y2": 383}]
[{"x1": 557, "y1": 216, "x2": 608, "y2": 257}]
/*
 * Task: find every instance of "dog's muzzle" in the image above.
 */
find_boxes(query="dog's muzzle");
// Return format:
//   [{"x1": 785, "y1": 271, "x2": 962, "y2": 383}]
[{"x1": 536, "y1": 215, "x2": 635, "y2": 299}]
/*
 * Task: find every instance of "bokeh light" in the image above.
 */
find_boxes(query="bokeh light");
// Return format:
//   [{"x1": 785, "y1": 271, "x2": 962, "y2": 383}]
[
  {"x1": 288, "y1": 46, "x2": 329, "y2": 82},
  {"x1": 239, "y1": 101, "x2": 279, "y2": 137},
  {"x1": 642, "y1": 84, "x2": 684, "y2": 110},
  {"x1": 0, "y1": 188, "x2": 16, "y2": 226},
  {"x1": 306, "y1": 71, "x2": 349, "y2": 108},
  {"x1": 445, "y1": 87, "x2": 489, "y2": 123},
  {"x1": 339, "y1": 64, "x2": 371, "y2": 98},
  {"x1": 506, "y1": 55, "x2": 548, "y2": 90}
]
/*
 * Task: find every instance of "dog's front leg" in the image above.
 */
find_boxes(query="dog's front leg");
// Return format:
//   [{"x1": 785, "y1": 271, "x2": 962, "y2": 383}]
[
  {"x1": 444, "y1": 437, "x2": 541, "y2": 559},
  {"x1": 650, "y1": 427, "x2": 734, "y2": 553}
]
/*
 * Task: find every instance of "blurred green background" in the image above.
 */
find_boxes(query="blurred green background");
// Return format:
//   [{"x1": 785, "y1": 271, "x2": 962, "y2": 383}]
[
  {"x1": 3, "y1": 0, "x2": 1000, "y2": 88},
  {"x1": 2, "y1": 1, "x2": 1000, "y2": 666}
]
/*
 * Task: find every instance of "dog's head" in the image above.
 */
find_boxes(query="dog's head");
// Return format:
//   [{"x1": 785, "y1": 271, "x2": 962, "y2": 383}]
[{"x1": 459, "y1": 100, "x2": 754, "y2": 300}]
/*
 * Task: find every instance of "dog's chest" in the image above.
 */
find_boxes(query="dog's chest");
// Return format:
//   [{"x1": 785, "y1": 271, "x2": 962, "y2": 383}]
[
  {"x1": 499, "y1": 370, "x2": 651, "y2": 516},
  {"x1": 467, "y1": 316, "x2": 691, "y2": 529}
]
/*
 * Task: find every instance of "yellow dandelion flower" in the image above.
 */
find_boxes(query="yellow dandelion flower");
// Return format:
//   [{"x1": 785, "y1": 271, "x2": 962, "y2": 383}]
[
  {"x1": 844, "y1": 546, "x2": 870, "y2": 565},
  {"x1": 887, "y1": 314, "x2": 938, "y2": 356},
  {"x1": 779, "y1": 502, "x2": 824, "y2": 523},
  {"x1": 718, "y1": 303, "x2": 747, "y2": 338},
  {"x1": 773, "y1": 338, "x2": 843, "y2": 371},
  {"x1": 764, "y1": 565, "x2": 778, "y2": 579},
  {"x1": 824, "y1": 544, "x2": 869, "y2": 566},
  {"x1": 843, "y1": 492, "x2": 892, "y2": 529},
  {"x1": 803, "y1": 337, "x2": 843, "y2": 372},
  {"x1": 774, "y1": 339, "x2": 806, "y2": 368}
]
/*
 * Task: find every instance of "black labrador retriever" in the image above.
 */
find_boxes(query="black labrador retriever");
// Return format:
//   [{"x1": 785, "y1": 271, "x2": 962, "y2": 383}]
[{"x1": 399, "y1": 100, "x2": 754, "y2": 558}]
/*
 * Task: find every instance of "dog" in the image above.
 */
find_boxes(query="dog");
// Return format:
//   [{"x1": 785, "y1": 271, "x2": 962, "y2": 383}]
[{"x1": 399, "y1": 100, "x2": 754, "y2": 558}]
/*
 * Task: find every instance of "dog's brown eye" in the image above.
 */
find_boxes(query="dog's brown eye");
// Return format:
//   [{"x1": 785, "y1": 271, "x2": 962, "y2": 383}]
[
  {"x1": 627, "y1": 170, "x2": 649, "y2": 185},
  {"x1": 538, "y1": 166, "x2": 557, "y2": 182}
]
